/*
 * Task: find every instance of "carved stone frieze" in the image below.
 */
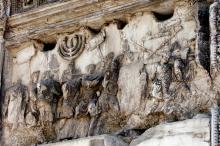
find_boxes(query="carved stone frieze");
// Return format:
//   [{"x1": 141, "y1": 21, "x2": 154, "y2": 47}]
[{"x1": 2, "y1": 1, "x2": 220, "y2": 146}]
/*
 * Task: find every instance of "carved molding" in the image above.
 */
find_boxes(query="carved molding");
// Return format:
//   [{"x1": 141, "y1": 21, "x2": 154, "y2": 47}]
[
  {"x1": 5, "y1": 0, "x2": 164, "y2": 49},
  {"x1": 210, "y1": 0, "x2": 220, "y2": 77},
  {"x1": 211, "y1": 106, "x2": 219, "y2": 146}
]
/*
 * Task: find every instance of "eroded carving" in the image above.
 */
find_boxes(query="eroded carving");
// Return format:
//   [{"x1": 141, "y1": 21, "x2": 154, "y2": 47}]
[
  {"x1": 93, "y1": 54, "x2": 124, "y2": 135},
  {"x1": 37, "y1": 74, "x2": 62, "y2": 124},
  {"x1": 4, "y1": 81, "x2": 28, "y2": 128},
  {"x1": 60, "y1": 78, "x2": 81, "y2": 118},
  {"x1": 2, "y1": 1, "x2": 218, "y2": 145},
  {"x1": 58, "y1": 34, "x2": 86, "y2": 61},
  {"x1": 86, "y1": 29, "x2": 106, "y2": 51},
  {"x1": 75, "y1": 64, "x2": 103, "y2": 118},
  {"x1": 151, "y1": 52, "x2": 172, "y2": 99},
  {"x1": 98, "y1": 54, "x2": 124, "y2": 113}
]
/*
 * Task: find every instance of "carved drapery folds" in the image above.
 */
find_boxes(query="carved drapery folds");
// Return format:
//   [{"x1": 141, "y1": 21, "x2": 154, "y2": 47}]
[{"x1": 57, "y1": 34, "x2": 86, "y2": 61}]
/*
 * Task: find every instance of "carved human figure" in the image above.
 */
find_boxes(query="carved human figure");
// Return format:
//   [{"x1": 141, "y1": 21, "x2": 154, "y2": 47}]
[
  {"x1": 74, "y1": 64, "x2": 103, "y2": 136},
  {"x1": 152, "y1": 53, "x2": 172, "y2": 99},
  {"x1": 87, "y1": 97, "x2": 101, "y2": 136},
  {"x1": 60, "y1": 78, "x2": 81, "y2": 118},
  {"x1": 160, "y1": 53, "x2": 172, "y2": 98},
  {"x1": 93, "y1": 54, "x2": 124, "y2": 135},
  {"x1": 172, "y1": 42, "x2": 185, "y2": 81},
  {"x1": 98, "y1": 54, "x2": 124, "y2": 112},
  {"x1": 152, "y1": 79, "x2": 162, "y2": 99},
  {"x1": 75, "y1": 64, "x2": 103, "y2": 119},
  {"x1": 37, "y1": 74, "x2": 62, "y2": 124},
  {"x1": 24, "y1": 71, "x2": 41, "y2": 127},
  {"x1": 4, "y1": 80, "x2": 28, "y2": 128},
  {"x1": 98, "y1": 52, "x2": 115, "y2": 73},
  {"x1": 61, "y1": 61, "x2": 81, "y2": 82},
  {"x1": 139, "y1": 67, "x2": 148, "y2": 99},
  {"x1": 29, "y1": 71, "x2": 40, "y2": 114},
  {"x1": 91, "y1": 54, "x2": 124, "y2": 135},
  {"x1": 185, "y1": 39, "x2": 196, "y2": 80}
]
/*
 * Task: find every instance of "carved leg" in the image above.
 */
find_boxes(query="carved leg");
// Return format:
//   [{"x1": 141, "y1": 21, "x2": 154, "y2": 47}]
[{"x1": 88, "y1": 115, "x2": 100, "y2": 136}]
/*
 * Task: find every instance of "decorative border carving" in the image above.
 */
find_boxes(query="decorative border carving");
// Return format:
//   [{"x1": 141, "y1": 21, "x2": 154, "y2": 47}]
[{"x1": 211, "y1": 106, "x2": 220, "y2": 146}]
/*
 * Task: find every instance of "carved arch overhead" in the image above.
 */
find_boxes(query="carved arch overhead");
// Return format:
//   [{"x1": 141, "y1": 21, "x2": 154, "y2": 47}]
[{"x1": 10, "y1": 0, "x2": 59, "y2": 15}]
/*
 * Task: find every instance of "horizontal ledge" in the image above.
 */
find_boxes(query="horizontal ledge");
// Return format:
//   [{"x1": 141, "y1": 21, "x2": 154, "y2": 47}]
[{"x1": 5, "y1": 0, "x2": 164, "y2": 49}]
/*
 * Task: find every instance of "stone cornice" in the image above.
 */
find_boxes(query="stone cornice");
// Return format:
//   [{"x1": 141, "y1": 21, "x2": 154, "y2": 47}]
[{"x1": 4, "y1": 0, "x2": 165, "y2": 49}]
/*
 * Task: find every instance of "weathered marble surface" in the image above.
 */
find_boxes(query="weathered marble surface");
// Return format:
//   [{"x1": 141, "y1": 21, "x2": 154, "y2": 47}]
[
  {"x1": 0, "y1": 0, "x2": 219, "y2": 146},
  {"x1": 39, "y1": 135, "x2": 128, "y2": 146},
  {"x1": 39, "y1": 118, "x2": 210, "y2": 146},
  {"x1": 130, "y1": 117, "x2": 210, "y2": 146}
]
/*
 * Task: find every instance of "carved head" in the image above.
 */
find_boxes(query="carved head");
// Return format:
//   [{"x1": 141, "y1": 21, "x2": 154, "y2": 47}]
[
  {"x1": 41, "y1": 71, "x2": 54, "y2": 80},
  {"x1": 31, "y1": 71, "x2": 40, "y2": 83},
  {"x1": 8, "y1": 83, "x2": 24, "y2": 100},
  {"x1": 106, "y1": 52, "x2": 115, "y2": 60},
  {"x1": 161, "y1": 53, "x2": 170, "y2": 64},
  {"x1": 152, "y1": 79, "x2": 162, "y2": 98},
  {"x1": 88, "y1": 101, "x2": 98, "y2": 116},
  {"x1": 37, "y1": 84, "x2": 48, "y2": 99},
  {"x1": 171, "y1": 42, "x2": 181, "y2": 58},
  {"x1": 68, "y1": 61, "x2": 75, "y2": 70},
  {"x1": 189, "y1": 38, "x2": 196, "y2": 50},
  {"x1": 37, "y1": 80, "x2": 49, "y2": 97},
  {"x1": 86, "y1": 64, "x2": 96, "y2": 74}
]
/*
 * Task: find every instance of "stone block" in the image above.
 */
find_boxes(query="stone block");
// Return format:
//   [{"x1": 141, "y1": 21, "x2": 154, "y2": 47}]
[
  {"x1": 130, "y1": 118, "x2": 210, "y2": 146},
  {"x1": 39, "y1": 135, "x2": 128, "y2": 146}
]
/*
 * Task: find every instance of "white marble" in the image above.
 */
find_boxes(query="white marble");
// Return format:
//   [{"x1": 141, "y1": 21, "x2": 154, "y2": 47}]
[
  {"x1": 130, "y1": 118, "x2": 210, "y2": 146},
  {"x1": 40, "y1": 135, "x2": 128, "y2": 146}
]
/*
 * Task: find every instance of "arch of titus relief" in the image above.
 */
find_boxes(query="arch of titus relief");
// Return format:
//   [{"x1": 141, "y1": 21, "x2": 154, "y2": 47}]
[{"x1": 0, "y1": 0, "x2": 219, "y2": 146}]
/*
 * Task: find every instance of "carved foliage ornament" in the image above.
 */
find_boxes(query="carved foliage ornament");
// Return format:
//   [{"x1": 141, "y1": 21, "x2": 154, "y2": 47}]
[{"x1": 58, "y1": 34, "x2": 86, "y2": 61}]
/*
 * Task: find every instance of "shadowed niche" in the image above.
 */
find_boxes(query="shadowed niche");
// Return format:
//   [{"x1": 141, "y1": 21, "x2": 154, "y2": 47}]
[{"x1": 152, "y1": 11, "x2": 174, "y2": 22}]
